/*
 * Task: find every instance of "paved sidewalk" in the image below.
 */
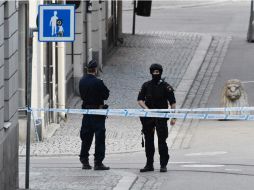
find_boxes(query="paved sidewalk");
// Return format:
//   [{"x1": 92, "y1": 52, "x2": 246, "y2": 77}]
[
  {"x1": 170, "y1": 35, "x2": 232, "y2": 150},
  {"x1": 19, "y1": 165, "x2": 136, "y2": 190},
  {"x1": 19, "y1": 168, "x2": 122, "y2": 190},
  {"x1": 207, "y1": 36, "x2": 254, "y2": 107}
]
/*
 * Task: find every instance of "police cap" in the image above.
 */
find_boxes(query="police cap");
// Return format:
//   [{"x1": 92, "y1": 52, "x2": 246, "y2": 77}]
[
  {"x1": 150, "y1": 63, "x2": 163, "y2": 74},
  {"x1": 87, "y1": 59, "x2": 97, "y2": 69}
]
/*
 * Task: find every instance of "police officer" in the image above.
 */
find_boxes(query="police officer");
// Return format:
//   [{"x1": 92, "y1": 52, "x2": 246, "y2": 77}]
[
  {"x1": 79, "y1": 59, "x2": 110, "y2": 170},
  {"x1": 137, "y1": 63, "x2": 176, "y2": 172}
]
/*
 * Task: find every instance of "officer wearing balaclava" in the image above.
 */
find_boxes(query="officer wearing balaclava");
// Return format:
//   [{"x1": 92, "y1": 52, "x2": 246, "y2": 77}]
[{"x1": 137, "y1": 63, "x2": 176, "y2": 172}]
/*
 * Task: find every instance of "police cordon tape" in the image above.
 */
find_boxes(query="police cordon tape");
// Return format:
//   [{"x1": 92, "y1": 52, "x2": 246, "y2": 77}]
[{"x1": 18, "y1": 107, "x2": 254, "y2": 121}]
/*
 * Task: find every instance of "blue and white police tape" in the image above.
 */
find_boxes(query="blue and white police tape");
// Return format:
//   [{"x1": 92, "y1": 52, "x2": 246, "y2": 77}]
[{"x1": 18, "y1": 107, "x2": 254, "y2": 121}]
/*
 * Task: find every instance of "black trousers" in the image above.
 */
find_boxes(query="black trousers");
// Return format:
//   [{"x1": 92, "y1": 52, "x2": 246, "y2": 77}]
[
  {"x1": 79, "y1": 115, "x2": 106, "y2": 163},
  {"x1": 141, "y1": 118, "x2": 170, "y2": 167}
]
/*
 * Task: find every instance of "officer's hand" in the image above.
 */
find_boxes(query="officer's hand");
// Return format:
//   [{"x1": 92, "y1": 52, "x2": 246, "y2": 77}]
[
  {"x1": 170, "y1": 118, "x2": 176, "y2": 126},
  {"x1": 102, "y1": 104, "x2": 109, "y2": 109}
]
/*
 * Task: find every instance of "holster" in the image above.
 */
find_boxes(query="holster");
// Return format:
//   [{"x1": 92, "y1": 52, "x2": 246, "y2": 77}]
[
  {"x1": 83, "y1": 104, "x2": 109, "y2": 119},
  {"x1": 83, "y1": 104, "x2": 108, "y2": 109}
]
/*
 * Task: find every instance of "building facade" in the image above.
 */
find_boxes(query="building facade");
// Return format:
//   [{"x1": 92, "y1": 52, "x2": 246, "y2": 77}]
[
  {"x1": 0, "y1": 0, "x2": 123, "y2": 189},
  {"x1": 0, "y1": 1, "x2": 19, "y2": 189},
  {"x1": 0, "y1": 0, "x2": 122, "y2": 189},
  {"x1": 18, "y1": 0, "x2": 122, "y2": 141}
]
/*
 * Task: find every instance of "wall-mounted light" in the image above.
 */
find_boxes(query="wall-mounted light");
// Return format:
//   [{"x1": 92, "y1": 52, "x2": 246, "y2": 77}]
[{"x1": 4, "y1": 122, "x2": 11, "y2": 130}]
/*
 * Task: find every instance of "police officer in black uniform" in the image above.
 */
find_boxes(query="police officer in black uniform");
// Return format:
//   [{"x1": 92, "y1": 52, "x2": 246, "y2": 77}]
[
  {"x1": 138, "y1": 63, "x2": 176, "y2": 172},
  {"x1": 79, "y1": 59, "x2": 110, "y2": 170}
]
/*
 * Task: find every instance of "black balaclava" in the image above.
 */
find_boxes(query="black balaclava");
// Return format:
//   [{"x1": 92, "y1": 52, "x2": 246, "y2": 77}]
[
  {"x1": 150, "y1": 63, "x2": 163, "y2": 83},
  {"x1": 152, "y1": 73, "x2": 162, "y2": 83}
]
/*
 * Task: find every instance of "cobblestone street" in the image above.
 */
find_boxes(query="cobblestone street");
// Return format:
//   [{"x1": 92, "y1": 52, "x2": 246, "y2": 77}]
[
  {"x1": 19, "y1": 32, "x2": 203, "y2": 156},
  {"x1": 19, "y1": 32, "x2": 231, "y2": 157},
  {"x1": 19, "y1": 32, "x2": 232, "y2": 190}
]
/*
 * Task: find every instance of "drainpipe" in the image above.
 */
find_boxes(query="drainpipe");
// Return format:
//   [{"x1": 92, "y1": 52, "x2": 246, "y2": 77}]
[
  {"x1": 57, "y1": 42, "x2": 66, "y2": 120},
  {"x1": 86, "y1": 0, "x2": 93, "y2": 65},
  {"x1": 57, "y1": 0, "x2": 66, "y2": 120},
  {"x1": 51, "y1": 0, "x2": 57, "y2": 122},
  {"x1": 100, "y1": 0, "x2": 107, "y2": 63}
]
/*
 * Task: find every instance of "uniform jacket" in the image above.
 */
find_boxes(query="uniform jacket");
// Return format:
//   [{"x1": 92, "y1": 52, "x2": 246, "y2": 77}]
[
  {"x1": 138, "y1": 80, "x2": 176, "y2": 109},
  {"x1": 79, "y1": 74, "x2": 110, "y2": 109}
]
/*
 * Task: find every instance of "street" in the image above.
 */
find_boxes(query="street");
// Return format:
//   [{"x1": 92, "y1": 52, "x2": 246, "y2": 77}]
[
  {"x1": 19, "y1": 1, "x2": 254, "y2": 189},
  {"x1": 122, "y1": 0, "x2": 254, "y2": 105},
  {"x1": 19, "y1": 119, "x2": 254, "y2": 189}
]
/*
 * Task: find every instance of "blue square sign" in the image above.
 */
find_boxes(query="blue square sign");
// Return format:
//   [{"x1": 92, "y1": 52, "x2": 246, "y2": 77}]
[{"x1": 39, "y1": 5, "x2": 75, "y2": 42}]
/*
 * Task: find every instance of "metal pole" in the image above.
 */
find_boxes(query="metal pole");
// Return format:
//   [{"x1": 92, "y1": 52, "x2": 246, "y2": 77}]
[
  {"x1": 132, "y1": 0, "x2": 136, "y2": 35},
  {"x1": 113, "y1": 0, "x2": 117, "y2": 46},
  {"x1": 247, "y1": 0, "x2": 254, "y2": 42},
  {"x1": 25, "y1": 28, "x2": 38, "y2": 189},
  {"x1": 117, "y1": 0, "x2": 122, "y2": 38}
]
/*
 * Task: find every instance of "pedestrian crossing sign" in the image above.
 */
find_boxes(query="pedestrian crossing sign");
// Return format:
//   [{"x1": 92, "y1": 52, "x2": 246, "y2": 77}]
[{"x1": 38, "y1": 5, "x2": 75, "y2": 42}]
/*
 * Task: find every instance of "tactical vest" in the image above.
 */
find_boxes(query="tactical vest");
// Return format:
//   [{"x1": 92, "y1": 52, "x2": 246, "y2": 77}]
[{"x1": 145, "y1": 81, "x2": 169, "y2": 109}]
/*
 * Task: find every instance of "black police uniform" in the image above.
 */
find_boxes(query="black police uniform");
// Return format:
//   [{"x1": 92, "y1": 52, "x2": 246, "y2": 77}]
[
  {"x1": 138, "y1": 78, "x2": 176, "y2": 169},
  {"x1": 79, "y1": 61, "x2": 110, "y2": 169}
]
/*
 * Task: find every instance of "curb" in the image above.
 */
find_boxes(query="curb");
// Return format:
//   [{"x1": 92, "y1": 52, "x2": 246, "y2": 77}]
[
  {"x1": 175, "y1": 34, "x2": 212, "y2": 108},
  {"x1": 113, "y1": 171, "x2": 138, "y2": 190}
]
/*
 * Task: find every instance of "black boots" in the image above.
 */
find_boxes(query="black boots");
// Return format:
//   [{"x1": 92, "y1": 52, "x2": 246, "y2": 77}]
[
  {"x1": 159, "y1": 155, "x2": 169, "y2": 172},
  {"x1": 82, "y1": 163, "x2": 92, "y2": 170},
  {"x1": 94, "y1": 162, "x2": 110, "y2": 170},
  {"x1": 81, "y1": 159, "x2": 92, "y2": 170},
  {"x1": 140, "y1": 165, "x2": 167, "y2": 172},
  {"x1": 140, "y1": 164, "x2": 154, "y2": 172},
  {"x1": 160, "y1": 166, "x2": 167, "y2": 172},
  {"x1": 80, "y1": 159, "x2": 110, "y2": 170}
]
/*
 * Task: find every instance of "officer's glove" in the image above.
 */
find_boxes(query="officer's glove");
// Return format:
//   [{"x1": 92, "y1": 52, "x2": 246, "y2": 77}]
[{"x1": 102, "y1": 104, "x2": 109, "y2": 109}]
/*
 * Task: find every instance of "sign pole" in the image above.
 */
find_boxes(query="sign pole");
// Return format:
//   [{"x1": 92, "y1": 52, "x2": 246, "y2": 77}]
[
  {"x1": 25, "y1": 28, "x2": 38, "y2": 190},
  {"x1": 132, "y1": 0, "x2": 136, "y2": 35},
  {"x1": 25, "y1": 4, "x2": 75, "y2": 188},
  {"x1": 247, "y1": 0, "x2": 254, "y2": 42}
]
